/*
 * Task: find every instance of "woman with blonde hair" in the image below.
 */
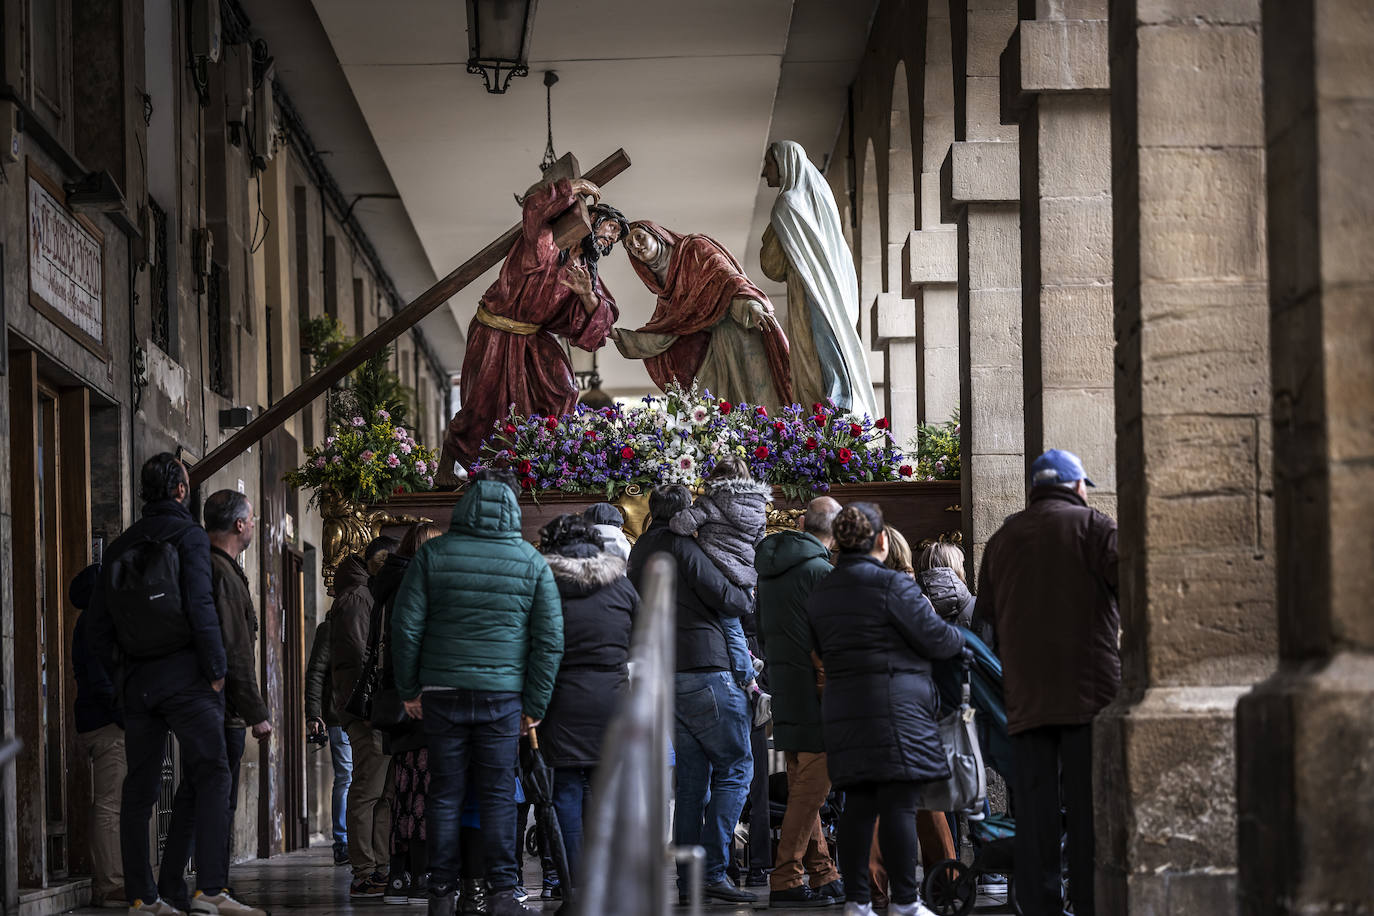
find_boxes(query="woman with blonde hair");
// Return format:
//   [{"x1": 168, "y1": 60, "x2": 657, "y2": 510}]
[{"x1": 916, "y1": 542, "x2": 976, "y2": 628}]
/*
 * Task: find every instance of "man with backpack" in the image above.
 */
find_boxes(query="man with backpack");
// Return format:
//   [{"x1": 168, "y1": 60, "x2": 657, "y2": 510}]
[{"x1": 84, "y1": 453, "x2": 246, "y2": 915}]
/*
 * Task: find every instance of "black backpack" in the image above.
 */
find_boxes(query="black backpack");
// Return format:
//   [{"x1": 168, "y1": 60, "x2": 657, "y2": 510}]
[{"x1": 105, "y1": 532, "x2": 193, "y2": 659}]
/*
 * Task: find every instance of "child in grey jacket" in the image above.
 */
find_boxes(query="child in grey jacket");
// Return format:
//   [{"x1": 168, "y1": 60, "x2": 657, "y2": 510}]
[{"x1": 670, "y1": 456, "x2": 770, "y2": 701}]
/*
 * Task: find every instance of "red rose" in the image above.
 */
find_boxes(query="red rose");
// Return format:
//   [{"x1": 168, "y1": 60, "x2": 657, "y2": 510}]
[
  {"x1": 876, "y1": 417, "x2": 891, "y2": 430},
  {"x1": 837, "y1": 448, "x2": 853, "y2": 464},
  {"x1": 518, "y1": 460, "x2": 533, "y2": 476},
  {"x1": 393, "y1": 486, "x2": 404, "y2": 496},
  {"x1": 850, "y1": 423, "x2": 863, "y2": 437},
  {"x1": 773, "y1": 420, "x2": 786, "y2": 433},
  {"x1": 620, "y1": 446, "x2": 635, "y2": 460},
  {"x1": 754, "y1": 445, "x2": 770, "y2": 460},
  {"x1": 602, "y1": 407, "x2": 616, "y2": 418},
  {"x1": 805, "y1": 437, "x2": 818, "y2": 450},
  {"x1": 755, "y1": 406, "x2": 768, "y2": 416},
  {"x1": 503, "y1": 423, "x2": 518, "y2": 436},
  {"x1": 544, "y1": 417, "x2": 558, "y2": 431},
  {"x1": 719, "y1": 400, "x2": 733, "y2": 415},
  {"x1": 812, "y1": 402, "x2": 824, "y2": 413},
  {"x1": 584, "y1": 430, "x2": 598, "y2": 439},
  {"x1": 811, "y1": 414, "x2": 826, "y2": 426},
  {"x1": 520, "y1": 478, "x2": 532, "y2": 490},
  {"x1": 899, "y1": 464, "x2": 913, "y2": 477}
]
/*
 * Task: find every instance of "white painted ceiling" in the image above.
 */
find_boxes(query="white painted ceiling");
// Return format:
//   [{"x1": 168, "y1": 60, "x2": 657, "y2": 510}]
[{"x1": 310, "y1": 0, "x2": 877, "y2": 397}]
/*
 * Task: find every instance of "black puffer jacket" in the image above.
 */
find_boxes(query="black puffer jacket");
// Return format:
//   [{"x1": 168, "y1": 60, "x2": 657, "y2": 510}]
[
  {"x1": 807, "y1": 554, "x2": 964, "y2": 788},
  {"x1": 541, "y1": 547, "x2": 638, "y2": 768},
  {"x1": 916, "y1": 566, "x2": 975, "y2": 628},
  {"x1": 371, "y1": 553, "x2": 425, "y2": 755}
]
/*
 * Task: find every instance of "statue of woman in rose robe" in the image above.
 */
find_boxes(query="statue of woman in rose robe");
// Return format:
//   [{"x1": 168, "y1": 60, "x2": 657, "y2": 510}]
[{"x1": 612, "y1": 221, "x2": 792, "y2": 409}]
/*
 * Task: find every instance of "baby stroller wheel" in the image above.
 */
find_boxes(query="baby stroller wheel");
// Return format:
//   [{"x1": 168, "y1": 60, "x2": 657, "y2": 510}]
[{"x1": 922, "y1": 858, "x2": 976, "y2": 916}]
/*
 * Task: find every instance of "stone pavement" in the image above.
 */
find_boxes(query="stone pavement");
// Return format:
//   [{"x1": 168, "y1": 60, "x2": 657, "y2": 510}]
[{"x1": 61, "y1": 845, "x2": 1014, "y2": 915}]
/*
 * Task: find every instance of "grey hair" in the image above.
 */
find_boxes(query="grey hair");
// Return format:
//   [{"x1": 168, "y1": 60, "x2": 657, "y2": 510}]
[
  {"x1": 802, "y1": 496, "x2": 841, "y2": 537},
  {"x1": 204, "y1": 489, "x2": 251, "y2": 533}
]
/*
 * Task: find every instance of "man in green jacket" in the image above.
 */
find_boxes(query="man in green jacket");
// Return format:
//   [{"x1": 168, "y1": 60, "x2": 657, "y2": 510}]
[
  {"x1": 756, "y1": 496, "x2": 844, "y2": 909},
  {"x1": 391, "y1": 469, "x2": 563, "y2": 916}
]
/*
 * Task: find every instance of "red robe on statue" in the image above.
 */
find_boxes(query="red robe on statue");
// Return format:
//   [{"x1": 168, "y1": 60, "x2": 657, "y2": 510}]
[
  {"x1": 630, "y1": 221, "x2": 792, "y2": 405},
  {"x1": 444, "y1": 179, "x2": 618, "y2": 467}
]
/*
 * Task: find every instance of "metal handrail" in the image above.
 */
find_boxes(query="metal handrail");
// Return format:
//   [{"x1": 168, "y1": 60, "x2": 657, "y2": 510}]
[{"x1": 574, "y1": 552, "x2": 702, "y2": 916}]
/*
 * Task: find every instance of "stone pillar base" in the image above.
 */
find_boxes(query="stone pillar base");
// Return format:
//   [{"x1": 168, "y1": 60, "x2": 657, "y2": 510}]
[
  {"x1": 1236, "y1": 652, "x2": 1374, "y2": 915},
  {"x1": 1094, "y1": 687, "x2": 1247, "y2": 915}
]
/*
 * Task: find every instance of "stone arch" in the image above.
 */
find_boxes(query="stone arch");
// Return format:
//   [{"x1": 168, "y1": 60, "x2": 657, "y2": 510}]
[
  {"x1": 886, "y1": 59, "x2": 916, "y2": 292},
  {"x1": 858, "y1": 138, "x2": 882, "y2": 324},
  {"x1": 921, "y1": 1, "x2": 956, "y2": 230}
]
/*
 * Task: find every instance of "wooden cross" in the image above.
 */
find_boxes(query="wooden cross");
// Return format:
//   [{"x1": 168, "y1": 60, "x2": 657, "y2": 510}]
[{"x1": 188, "y1": 148, "x2": 632, "y2": 487}]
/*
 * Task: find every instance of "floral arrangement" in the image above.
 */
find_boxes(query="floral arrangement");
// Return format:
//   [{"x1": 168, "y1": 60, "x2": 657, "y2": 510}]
[
  {"x1": 473, "y1": 384, "x2": 914, "y2": 501},
  {"x1": 906, "y1": 413, "x2": 961, "y2": 482},
  {"x1": 285, "y1": 409, "x2": 440, "y2": 507}
]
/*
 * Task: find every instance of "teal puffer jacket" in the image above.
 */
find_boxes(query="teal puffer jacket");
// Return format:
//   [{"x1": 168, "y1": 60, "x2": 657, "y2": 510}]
[{"x1": 390, "y1": 481, "x2": 564, "y2": 719}]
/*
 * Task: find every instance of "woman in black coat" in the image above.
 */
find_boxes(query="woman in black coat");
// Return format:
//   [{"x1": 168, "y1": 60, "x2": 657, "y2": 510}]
[
  {"x1": 538, "y1": 514, "x2": 639, "y2": 888},
  {"x1": 807, "y1": 503, "x2": 964, "y2": 916}
]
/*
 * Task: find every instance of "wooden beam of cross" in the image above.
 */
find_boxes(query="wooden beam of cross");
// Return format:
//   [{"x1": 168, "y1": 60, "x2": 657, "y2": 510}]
[{"x1": 187, "y1": 147, "x2": 632, "y2": 487}]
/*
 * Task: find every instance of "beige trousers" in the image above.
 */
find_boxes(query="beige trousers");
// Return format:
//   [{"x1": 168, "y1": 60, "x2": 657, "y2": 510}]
[
  {"x1": 77, "y1": 723, "x2": 126, "y2": 897},
  {"x1": 344, "y1": 719, "x2": 395, "y2": 878}
]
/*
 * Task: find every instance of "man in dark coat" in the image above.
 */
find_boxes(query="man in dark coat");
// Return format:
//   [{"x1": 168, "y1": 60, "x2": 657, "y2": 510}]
[
  {"x1": 628, "y1": 485, "x2": 757, "y2": 906},
  {"x1": 84, "y1": 453, "x2": 234, "y2": 914},
  {"x1": 975, "y1": 449, "x2": 1119, "y2": 916},
  {"x1": 71, "y1": 563, "x2": 126, "y2": 908},
  {"x1": 755, "y1": 496, "x2": 842, "y2": 908},
  {"x1": 159, "y1": 489, "x2": 271, "y2": 913},
  {"x1": 305, "y1": 611, "x2": 351, "y2": 865},
  {"x1": 331, "y1": 543, "x2": 393, "y2": 898}
]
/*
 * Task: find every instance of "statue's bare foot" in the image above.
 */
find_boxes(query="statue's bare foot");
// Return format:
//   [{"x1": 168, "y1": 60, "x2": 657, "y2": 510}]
[{"x1": 433, "y1": 459, "x2": 463, "y2": 489}]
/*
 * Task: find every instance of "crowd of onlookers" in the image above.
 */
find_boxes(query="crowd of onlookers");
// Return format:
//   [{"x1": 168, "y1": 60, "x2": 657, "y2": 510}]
[{"x1": 71, "y1": 446, "x2": 1117, "y2": 916}]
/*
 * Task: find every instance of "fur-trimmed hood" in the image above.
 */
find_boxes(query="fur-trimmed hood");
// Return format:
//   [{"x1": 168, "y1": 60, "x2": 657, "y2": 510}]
[
  {"x1": 543, "y1": 551, "x2": 629, "y2": 598},
  {"x1": 703, "y1": 477, "x2": 773, "y2": 500}
]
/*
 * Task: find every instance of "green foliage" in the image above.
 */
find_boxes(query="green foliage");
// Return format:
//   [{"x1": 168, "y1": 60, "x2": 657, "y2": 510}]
[
  {"x1": 299, "y1": 315, "x2": 413, "y2": 429},
  {"x1": 906, "y1": 412, "x2": 961, "y2": 481},
  {"x1": 300, "y1": 315, "x2": 354, "y2": 373},
  {"x1": 284, "y1": 412, "x2": 439, "y2": 507}
]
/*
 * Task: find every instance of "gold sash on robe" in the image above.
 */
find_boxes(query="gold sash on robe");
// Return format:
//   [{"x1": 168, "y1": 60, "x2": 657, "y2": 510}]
[{"x1": 474, "y1": 305, "x2": 541, "y2": 336}]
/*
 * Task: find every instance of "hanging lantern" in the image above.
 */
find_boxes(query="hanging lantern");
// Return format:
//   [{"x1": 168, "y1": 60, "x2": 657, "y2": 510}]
[{"x1": 465, "y1": 0, "x2": 539, "y2": 94}]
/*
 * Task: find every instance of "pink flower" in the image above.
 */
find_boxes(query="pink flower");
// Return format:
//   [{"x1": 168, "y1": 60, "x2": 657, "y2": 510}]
[
  {"x1": 385, "y1": 454, "x2": 400, "y2": 468},
  {"x1": 400, "y1": 442, "x2": 413, "y2": 454},
  {"x1": 331, "y1": 456, "x2": 343, "y2": 465},
  {"x1": 360, "y1": 450, "x2": 375, "y2": 462},
  {"x1": 314, "y1": 456, "x2": 326, "y2": 469},
  {"x1": 376, "y1": 409, "x2": 391, "y2": 420},
  {"x1": 325, "y1": 436, "x2": 337, "y2": 446},
  {"x1": 424, "y1": 475, "x2": 434, "y2": 487},
  {"x1": 393, "y1": 427, "x2": 408, "y2": 440},
  {"x1": 351, "y1": 416, "x2": 365, "y2": 427},
  {"x1": 415, "y1": 460, "x2": 428, "y2": 474}
]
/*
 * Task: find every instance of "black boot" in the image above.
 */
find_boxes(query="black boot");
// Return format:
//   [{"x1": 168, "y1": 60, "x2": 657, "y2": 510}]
[
  {"x1": 459, "y1": 879, "x2": 488, "y2": 915},
  {"x1": 427, "y1": 885, "x2": 456, "y2": 916}
]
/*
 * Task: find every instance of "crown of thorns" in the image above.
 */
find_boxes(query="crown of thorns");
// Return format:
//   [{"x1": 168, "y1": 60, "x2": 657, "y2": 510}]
[{"x1": 590, "y1": 203, "x2": 629, "y2": 239}]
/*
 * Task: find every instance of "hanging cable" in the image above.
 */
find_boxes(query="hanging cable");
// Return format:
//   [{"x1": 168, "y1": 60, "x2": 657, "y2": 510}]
[{"x1": 540, "y1": 71, "x2": 559, "y2": 173}]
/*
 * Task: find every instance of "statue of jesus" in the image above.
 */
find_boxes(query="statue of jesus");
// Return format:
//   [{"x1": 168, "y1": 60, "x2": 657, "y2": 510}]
[
  {"x1": 611, "y1": 221, "x2": 792, "y2": 410},
  {"x1": 441, "y1": 178, "x2": 629, "y2": 470}
]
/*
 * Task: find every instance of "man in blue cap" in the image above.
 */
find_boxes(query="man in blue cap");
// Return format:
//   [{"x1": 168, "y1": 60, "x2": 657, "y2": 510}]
[{"x1": 974, "y1": 449, "x2": 1118, "y2": 916}]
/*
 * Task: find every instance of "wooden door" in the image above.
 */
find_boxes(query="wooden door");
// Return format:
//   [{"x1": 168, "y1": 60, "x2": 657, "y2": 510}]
[{"x1": 281, "y1": 547, "x2": 308, "y2": 850}]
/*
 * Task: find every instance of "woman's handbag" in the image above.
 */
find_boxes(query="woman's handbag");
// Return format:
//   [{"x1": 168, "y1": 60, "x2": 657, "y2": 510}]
[
  {"x1": 344, "y1": 601, "x2": 387, "y2": 721},
  {"x1": 922, "y1": 652, "x2": 988, "y2": 817}
]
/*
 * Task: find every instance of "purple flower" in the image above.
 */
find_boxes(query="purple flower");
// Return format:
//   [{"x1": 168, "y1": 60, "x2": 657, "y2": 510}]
[
  {"x1": 377, "y1": 409, "x2": 391, "y2": 420},
  {"x1": 351, "y1": 416, "x2": 365, "y2": 427},
  {"x1": 331, "y1": 456, "x2": 343, "y2": 465},
  {"x1": 415, "y1": 459, "x2": 428, "y2": 474},
  {"x1": 314, "y1": 456, "x2": 326, "y2": 469}
]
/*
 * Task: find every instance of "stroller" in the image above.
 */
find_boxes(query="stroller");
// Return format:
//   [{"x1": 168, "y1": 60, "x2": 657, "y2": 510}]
[{"x1": 923, "y1": 627, "x2": 1019, "y2": 916}]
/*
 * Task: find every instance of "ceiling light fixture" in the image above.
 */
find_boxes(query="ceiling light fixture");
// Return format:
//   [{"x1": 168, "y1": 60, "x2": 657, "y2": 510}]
[
  {"x1": 540, "y1": 70, "x2": 558, "y2": 172},
  {"x1": 465, "y1": 0, "x2": 539, "y2": 94}
]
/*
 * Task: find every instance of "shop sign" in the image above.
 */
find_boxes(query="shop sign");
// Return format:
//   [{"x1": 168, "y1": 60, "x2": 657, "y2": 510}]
[{"x1": 27, "y1": 162, "x2": 107, "y2": 358}]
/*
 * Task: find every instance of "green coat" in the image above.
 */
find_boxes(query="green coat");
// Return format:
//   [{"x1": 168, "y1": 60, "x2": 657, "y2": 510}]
[
  {"x1": 390, "y1": 481, "x2": 564, "y2": 719},
  {"x1": 756, "y1": 530, "x2": 832, "y2": 753}
]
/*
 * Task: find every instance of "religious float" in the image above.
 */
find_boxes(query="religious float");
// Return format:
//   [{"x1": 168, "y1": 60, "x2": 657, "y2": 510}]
[{"x1": 298, "y1": 386, "x2": 962, "y2": 582}]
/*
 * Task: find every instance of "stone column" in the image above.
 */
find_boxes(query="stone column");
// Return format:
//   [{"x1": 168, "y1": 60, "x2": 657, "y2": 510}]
[
  {"x1": 1096, "y1": 2, "x2": 1274, "y2": 912},
  {"x1": 941, "y1": 140, "x2": 1022, "y2": 576},
  {"x1": 1004, "y1": 11, "x2": 1116, "y2": 516},
  {"x1": 871, "y1": 293, "x2": 922, "y2": 437},
  {"x1": 903, "y1": 228, "x2": 959, "y2": 424},
  {"x1": 1235, "y1": 2, "x2": 1374, "y2": 912}
]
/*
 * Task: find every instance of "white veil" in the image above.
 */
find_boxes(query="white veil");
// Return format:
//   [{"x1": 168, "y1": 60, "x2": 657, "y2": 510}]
[{"x1": 768, "y1": 140, "x2": 878, "y2": 419}]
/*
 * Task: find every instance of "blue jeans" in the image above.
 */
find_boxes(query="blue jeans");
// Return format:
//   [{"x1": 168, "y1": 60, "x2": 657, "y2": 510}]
[
  {"x1": 552, "y1": 767, "x2": 594, "y2": 885},
  {"x1": 422, "y1": 689, "x2": 521, "y2": 894},
  {"x1": 329, "y1": 725, "x2": 352, "y2": 848},
  {"x1": 724, "y1": 618, "x2": 752, "y2": 687},
  {"x1": 673, "y1": 670, "x2": 753, "y2": 888}
]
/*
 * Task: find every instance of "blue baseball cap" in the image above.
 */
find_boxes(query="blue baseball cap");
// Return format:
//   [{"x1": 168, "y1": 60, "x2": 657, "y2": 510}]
[{"x1": 1030, "y1": 449, "x2": 1095, "y2": 488}]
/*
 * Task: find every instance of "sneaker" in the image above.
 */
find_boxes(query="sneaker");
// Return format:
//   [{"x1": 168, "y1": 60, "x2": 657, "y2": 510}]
[
  {"x1": 409, "y1": 873, "x2": 431, "y2": 905},
  {"x1": 745, "y1": 868, "x2": 771, "y2": 888},
  {"x1": 769, "y1": 885, "x2": 832, "y2": 908},
  {"x1": 703, "y1": 880, "x2": 757, "y2": 904},
  {"x1": 458, "y1": 878, "x2": 488, "y2": 915},
  {"x1": 511, "y1": 884, "x2": 529, "y2": 903},
  {"x1": 384, "y1": 871, "x2": 412, "y2": 904},
  {"x1": 488, "y1": 889, "x2": 536, "y2": 915},
  {"x1": 189, "y1": 891, "x2": 269, "y2": 915},
  {"x1": 333, "y1": 844, "x2": 350, "y2": 866},
  {"x1": 978, "y1": 872, "x2": 1009, "y2": 895},
  {"x1": 128, "y1": 900, "x2": 185, "y2": 916},
  {"x1": 350, "y1": 875, "x2": 387, "y2": 899},
  {"x1": 815, "y1": 879, "x2": 846, "y2": 903},
  {"x1": 888, "y1": 901, "x2": 938, "y2": 916},
  {"x1": 841, "y1": 904, "x2": 876, "y2": 916},
  {"x1": 540, "y1": 878, "x2": 561, "y2": 900}
]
